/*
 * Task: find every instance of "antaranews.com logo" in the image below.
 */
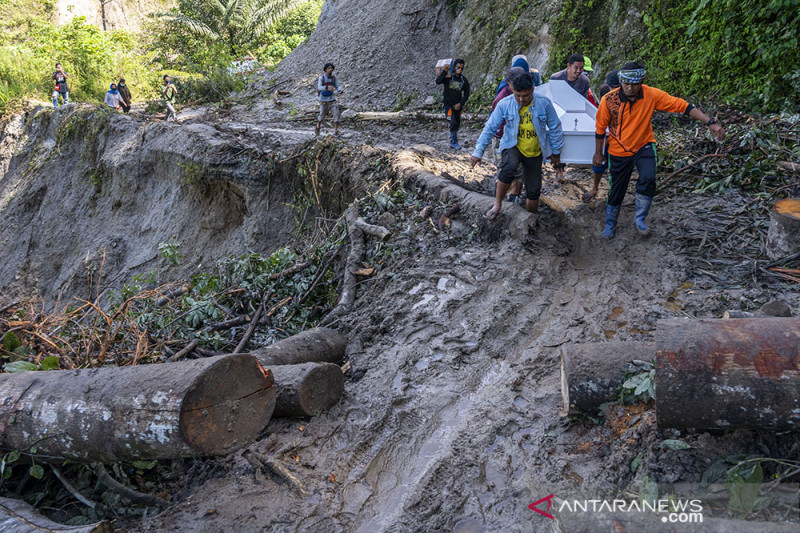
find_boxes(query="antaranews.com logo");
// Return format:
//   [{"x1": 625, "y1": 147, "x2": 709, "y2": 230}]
[{"x1": 529, "y1": 494, "x2": 704, "y2": 524}]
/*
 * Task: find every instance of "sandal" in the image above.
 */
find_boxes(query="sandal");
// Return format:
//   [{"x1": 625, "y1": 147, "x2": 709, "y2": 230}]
[
  {"x1": 334, "y1": 131, "x2": 342, "y2": 137},
  {"x1": 314, "y1": 125, "x2": 320, "y2": 136},
  {"x1": 484, "y1": 209, "x2": 500, "y2": 221}
]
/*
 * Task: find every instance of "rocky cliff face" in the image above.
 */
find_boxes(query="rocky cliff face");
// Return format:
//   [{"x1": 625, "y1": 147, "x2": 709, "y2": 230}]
[
  {"x1": 269, "y1": 0, "x2": 642, "y2": 108},
  {"x1": 55, "y1": 0, "x2": 173, "y2": 31},
  {"x1": 0, "y1": 104, "x2": 372, "y2": 301}
]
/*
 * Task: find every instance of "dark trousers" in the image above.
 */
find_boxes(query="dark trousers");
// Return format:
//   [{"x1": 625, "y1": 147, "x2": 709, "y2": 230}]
[
  {"x1": 607, "y1": 143, "x2": 657, "y2": 207},
  {"x1": 498, "y1": 147, "x2": 543, "y2": 200},
  {"x1": 121, "y1": 102, "x2": 131, "y2": 114},
  {"x1": 447, "y1": 107, "x2": 462, "y2": 132}
]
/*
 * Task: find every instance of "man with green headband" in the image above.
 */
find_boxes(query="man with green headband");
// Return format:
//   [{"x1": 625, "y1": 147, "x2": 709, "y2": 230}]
[{"x1": 593, "y1": 62, "x2": 725, "y2": 238}]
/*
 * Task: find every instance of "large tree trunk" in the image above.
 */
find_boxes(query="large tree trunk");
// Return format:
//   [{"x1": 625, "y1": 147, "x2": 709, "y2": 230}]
[
  {"x1": 0, "y1": 354, "x2": 275, "y2": 462},
  {"x1": 656, "y1": 317, "x2": 800, "y2": 430},
  {"x1": 270, "y1": 363, "x2": 345, "y2": 417},
  {"x1": 766, "y1": 198, "x2": 800, "y2": 260},
  {"x1": 0, "y1": 496, "x2": 112, "y2": 532},
  {"x1": 250, "y1": 327, "x2": 347, "y2": 366},
  {"x1": 559, "y1": 342, "x2": 655, "y2": 416}
]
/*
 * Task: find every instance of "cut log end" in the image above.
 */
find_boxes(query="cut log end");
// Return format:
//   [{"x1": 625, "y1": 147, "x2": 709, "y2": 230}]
[
  {"x1": 271, "y1": 362, "x2": 345, "y2": 418},
  {"x1": 180, "y1": 355, "x2": 276, "y2": 455},
  {"x1": 767, "y1": 198, "x2": 800, "y2": 260}
]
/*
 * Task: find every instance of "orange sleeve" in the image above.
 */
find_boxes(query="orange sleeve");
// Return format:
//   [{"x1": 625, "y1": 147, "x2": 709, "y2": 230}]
[
  {"x1": 652, "y1": 87, "x2": 689, "y2": 114},
  {"x1": 595, "y1": 97, "x2": 610, "y2": 135}
]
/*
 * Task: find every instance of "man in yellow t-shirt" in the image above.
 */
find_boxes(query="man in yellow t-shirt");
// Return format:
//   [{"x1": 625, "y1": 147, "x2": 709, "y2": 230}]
[
  {"x1": 516, "y1": 104, "x2": 541, "y2": 158},
  {"x1": 471, "y1": 72, "x2": 563, "y2": 219}
]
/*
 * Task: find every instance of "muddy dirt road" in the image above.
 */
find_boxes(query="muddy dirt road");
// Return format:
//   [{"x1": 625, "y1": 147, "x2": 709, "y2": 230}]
[{"x1": 118, "y1": 103, "x2": 800, "y2": 532}]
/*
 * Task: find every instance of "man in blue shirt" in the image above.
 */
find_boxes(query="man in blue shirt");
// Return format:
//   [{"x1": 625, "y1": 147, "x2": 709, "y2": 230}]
[{"x1": 471, "y1": 73, "x2": 563, "y2": 220}]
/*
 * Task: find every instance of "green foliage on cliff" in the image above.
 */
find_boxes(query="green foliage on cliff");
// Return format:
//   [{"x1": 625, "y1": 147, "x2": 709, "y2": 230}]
[
  {"x1": 0, "y1": 17, "x2": 148, "y2": 112},
  {"x1": 642, "y1": 0, "x2": 800, "y2": 112},
  {"x1": 547, "y1": 0, "x2": 800, "y2": 112}
]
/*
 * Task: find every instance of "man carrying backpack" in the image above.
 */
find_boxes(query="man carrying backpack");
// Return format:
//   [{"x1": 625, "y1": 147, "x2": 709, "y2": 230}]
[
  {"x1": 436, "y1": 58, "x2": 470, "y2": 150},
  {"x1": 52, "y1": 62, "x2": 69, "y2": 108},
  {"x1": 316, "y1": 63, "x2": 343, "y2": 136}
]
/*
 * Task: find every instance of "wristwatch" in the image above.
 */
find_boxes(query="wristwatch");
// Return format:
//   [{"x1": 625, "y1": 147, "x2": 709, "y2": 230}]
[{"x1": 706, "y1": 118, "x2": 717, "y2": 126}]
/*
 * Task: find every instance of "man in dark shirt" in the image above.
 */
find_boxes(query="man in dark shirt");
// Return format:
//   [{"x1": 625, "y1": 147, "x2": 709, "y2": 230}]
[
  {"x1": 549, "y1": 53, "x2": 591, "y2": 99},
  {"x1": 436, "y1": 59, "x2": 470, "y2": 150},
  {"x1": 51, "y1": 62, "x2": 69, "y2": 108}
]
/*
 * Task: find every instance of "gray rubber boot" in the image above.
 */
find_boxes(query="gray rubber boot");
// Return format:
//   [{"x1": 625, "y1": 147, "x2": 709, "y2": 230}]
[
  {"x1": 634, "y1": 193, "x2": 653, "y2": 236},
  {"x1": 601, "y1": 204, "x2": 621, "y2": 238}
]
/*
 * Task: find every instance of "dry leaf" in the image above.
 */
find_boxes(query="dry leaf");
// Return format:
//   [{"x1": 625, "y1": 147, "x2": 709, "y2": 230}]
[
  {"x1": 298, "y1": 425, "x2": 305, "y2": 432},
  {"x1": 328, "y1": 473, "x2": 336, "y2": 483},
  {"x1": 353, "y1": 268, "x2": 375, "y2": 276}
]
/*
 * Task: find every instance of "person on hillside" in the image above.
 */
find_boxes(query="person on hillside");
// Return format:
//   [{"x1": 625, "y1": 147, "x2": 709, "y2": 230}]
[
  {"x1": 436, "y1": 58, "x2": 470, "y2": 150},
  {"x1": 162, "y1": 75, "x2": 178, "y2": 122},
  {"x1": 593, "y1": 62, "x2": 725, "y2": 238},
  {"x1": 495, "y1": 55, "x2": 542, "y2": 97},
  {"x1": 118, "y1": 78, "x2": 132, "y2": 114},
  {"x1": 104, "y1": 83, "x2": 123, "y2": 110},
  {"x1": 471, "y1": 72, "x2": 563, "y2": 220},
  {"x1": 52, "y1": 62, "x2": 69, "y2": 108},
  {"x1": 316, "y1": 63, "x2": 343, "y2": 136},
  {"x1": 583, "y1": 69, "x2": 620, "y2": 203},
  {"x1": 549, "y1": 53, "x2": 591, "y2": 100}
]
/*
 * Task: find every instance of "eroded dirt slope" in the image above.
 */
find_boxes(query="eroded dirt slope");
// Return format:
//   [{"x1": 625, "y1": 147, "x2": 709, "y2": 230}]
[{"x1": 1, "y1": 98, "x2": 798, "y2": 532}]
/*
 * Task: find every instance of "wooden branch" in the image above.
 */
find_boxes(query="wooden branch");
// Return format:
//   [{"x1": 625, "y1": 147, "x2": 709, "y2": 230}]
[
  {"x1": 269, "y1": 261, "x2": 312, "y2": 280},
  {"x1": 94, "y1": 463, "x2": 168, "y2": 508},
  {"x1": 353, "y1": 217, "x2": 391, "y2": 241},
  {"x1": 233, "y1": 295, "x2": 267, "y2": 355},
  {"x1": 657, "y1": 153, "x2": 726, "y2": 190},
  {"x1": 438, "y1": 204, "x2": 461, "y2": 230},
  {"x1": 242, "y1": 450, "x2": 309, "y2": 496},
  {"x1": 52, "y1": 466, "x2": 97, "y2": 508},
  {"x1": 777, "y1": 160, "x2": 800, "y2": 173},
  {"x1": 320, "y1": 206, "x2": 365, "y2": 325},
  {"x1": 169, "y1": 338, "x2": 199, "y2": 362},
  {"x1": 155, "y1": 284, "x2": 190, "y2": 307}
]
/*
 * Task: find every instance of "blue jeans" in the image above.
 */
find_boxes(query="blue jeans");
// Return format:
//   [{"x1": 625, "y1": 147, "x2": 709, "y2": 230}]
[{"x1": 53, "y1": 91, "x2": 69, "y2": 108}]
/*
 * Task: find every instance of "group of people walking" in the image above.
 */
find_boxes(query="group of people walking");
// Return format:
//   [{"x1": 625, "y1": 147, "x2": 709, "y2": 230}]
[
  {"x1": 435, "y1": 52, "x2": 725, "y2": 237},
  {"x1": 51, "y1": 63, "x2": 179, "y2": 121}
]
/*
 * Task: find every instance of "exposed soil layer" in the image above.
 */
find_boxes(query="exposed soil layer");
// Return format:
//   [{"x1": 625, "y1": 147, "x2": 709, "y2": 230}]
[{"x1": 1, "y1": 102, "x2": 799, "y2": 532}]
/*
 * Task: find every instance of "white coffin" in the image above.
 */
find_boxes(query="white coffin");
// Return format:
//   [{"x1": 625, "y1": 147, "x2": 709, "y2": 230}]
[{"x1": 535, "y1": 80, "x2": 597, "y2": 165}]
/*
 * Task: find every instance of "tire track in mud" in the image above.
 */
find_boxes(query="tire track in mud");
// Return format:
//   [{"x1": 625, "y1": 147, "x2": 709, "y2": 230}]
[{"x1": 326, "y1": 215, "x2": 690, "y2": 532}]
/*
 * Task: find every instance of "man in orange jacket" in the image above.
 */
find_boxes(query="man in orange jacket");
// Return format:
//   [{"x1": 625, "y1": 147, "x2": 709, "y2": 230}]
[{"x1": 593, "y1": 62, "x2": 725, "y2": 238}]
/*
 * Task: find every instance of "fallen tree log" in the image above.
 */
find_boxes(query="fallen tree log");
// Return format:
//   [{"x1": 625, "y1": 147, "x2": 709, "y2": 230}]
[
  {"x1": 0, "y1": 496, "x2": 112, "y2": 532},
  {"x1": 270, "y1": 363, "x2": 345, "y2": 417},
  {"x1": 0, "y1": 354, "x2": 275, "y2": 462},
  {"x1": 656, "y1": 317, "x2": 800, "y2": 430},
  {"x1": 319, "y1": 206, "x2": 365, "y2": 325},
  {"x1": 559, "y1": 342, "x2": 655, "y2": 416},
  {"x1": 766, "y1": 198, "x2": 800, "y2": 260},
  {"x1": 249, "y1": 327, "x2": 347, "y2": 366}
]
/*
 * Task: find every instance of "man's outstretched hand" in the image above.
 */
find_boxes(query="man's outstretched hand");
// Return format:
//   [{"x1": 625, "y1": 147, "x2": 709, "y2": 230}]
[{"x1": 470, "y1": 156, "x2": 481, "y2": 168}]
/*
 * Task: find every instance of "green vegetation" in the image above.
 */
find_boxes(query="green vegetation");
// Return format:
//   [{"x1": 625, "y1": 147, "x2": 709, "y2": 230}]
[
  {"x1": 548, "y1": 0, "x2": 800, "y2": 112},
  {"x1": 0, "y1": 0, "x2": 323, "y2": 114},
  {"x1": 643, "y1": 0, "x2": 800, "y2": 112}
]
